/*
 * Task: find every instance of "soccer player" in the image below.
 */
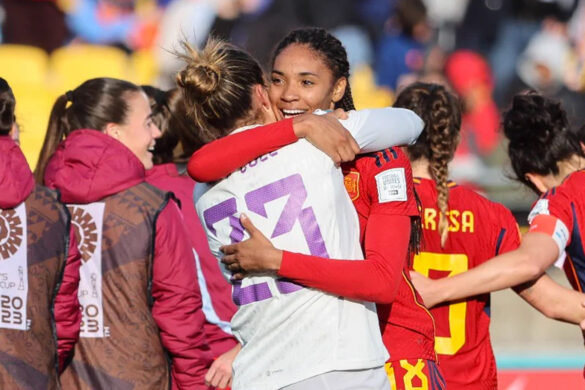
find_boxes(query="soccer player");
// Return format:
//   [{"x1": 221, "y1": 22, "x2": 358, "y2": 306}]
[
  {"x1": 188, "y1": 28, "x2": 445, "y2": 389},
  {"x1": 408, "y1": 91, "x2": 585, "y2": 387},
  {"x1": 177, "y1": 37, "x2": 425, "y2": 389}
]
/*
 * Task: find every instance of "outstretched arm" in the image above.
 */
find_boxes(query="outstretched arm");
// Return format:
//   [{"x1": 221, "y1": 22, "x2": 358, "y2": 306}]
[
  {"x1": 188, "y1": 114, "x2": 357, "y2": 182},
  {"x1": 188, "y1": 108, "x2": 423, "y2": 183},
  {"x1": 514, "y1": 273, "x2": 585, "y2": 325},
  {"x1": 410, "y1": 232, "x2": 559, "y2": 308},
  {"x1": 221, "y1": 213, "x2": 411, "y2": 304}
]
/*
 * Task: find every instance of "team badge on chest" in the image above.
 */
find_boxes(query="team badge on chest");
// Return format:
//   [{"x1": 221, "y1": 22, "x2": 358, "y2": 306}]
[{"x1": 343, "y1": 170, "x2": 360, "y2": 201}]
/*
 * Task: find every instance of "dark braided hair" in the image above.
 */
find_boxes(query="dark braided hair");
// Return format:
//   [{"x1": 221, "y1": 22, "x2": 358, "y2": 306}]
[
  {"x1": 503, "y1": 92, "x2": 583, "y2": 194},
  {"x1": 271, "y1": 27, "x2": 355, "y2": 111},
  {"x1": 395, "y1": 82, "x2": 462, "y2": 247}
]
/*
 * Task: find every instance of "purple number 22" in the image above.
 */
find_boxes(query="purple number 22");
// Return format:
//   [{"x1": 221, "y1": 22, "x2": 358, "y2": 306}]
[{"x1": 203, "y1": 174, "x2": 329, "y2": 305}]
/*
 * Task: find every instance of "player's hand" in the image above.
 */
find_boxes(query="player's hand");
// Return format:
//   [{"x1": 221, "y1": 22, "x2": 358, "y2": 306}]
[
  {"x1": 221, "y1": 214, "x2": 283, "y2": 276},
  {"x1": 409, "y1": 271, "x2": 442, "y2": 308},
  {"x1": 205, "y1": 344, "x2": 241, "y2": 389},
  {"x1": 293, "y1": 112, "x2": 359, "y2": 166}
]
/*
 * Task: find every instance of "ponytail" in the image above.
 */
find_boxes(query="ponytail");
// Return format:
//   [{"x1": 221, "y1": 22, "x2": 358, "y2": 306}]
[
  {"x1": 35, "y1": 94, "x2": 69, "y2": 183},
  {"x1": 34, "y1": 78, "x2": 141, "y2": 184}
]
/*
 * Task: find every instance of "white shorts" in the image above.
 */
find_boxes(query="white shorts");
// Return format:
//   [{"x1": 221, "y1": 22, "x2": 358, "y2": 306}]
[{"x1": 279, "y1": 367, "x2": 390, "y2": 390}]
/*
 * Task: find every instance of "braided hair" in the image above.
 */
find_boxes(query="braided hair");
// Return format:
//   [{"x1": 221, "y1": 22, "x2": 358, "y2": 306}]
[{"x1": 395, "y1": 82, "x2": 462, "y2": 247}]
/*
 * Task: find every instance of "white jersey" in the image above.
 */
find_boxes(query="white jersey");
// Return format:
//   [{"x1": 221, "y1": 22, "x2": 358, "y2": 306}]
[{"x1": 195, "y1": 108, "x2": 422, "y2": 389}]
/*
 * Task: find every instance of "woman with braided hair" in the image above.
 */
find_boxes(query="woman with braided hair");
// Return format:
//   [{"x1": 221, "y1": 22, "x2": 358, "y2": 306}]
[
  {"x1": 189, "y1": 28, "x2": 446, "y2": 389},
  {"x1": 404, "y1": 86, "x2": 585, "y2": 389}
]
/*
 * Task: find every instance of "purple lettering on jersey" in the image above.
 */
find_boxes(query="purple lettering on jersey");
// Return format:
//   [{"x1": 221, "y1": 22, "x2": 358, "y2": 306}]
[
  {"x1": 232, "y1": 280, "x2": 272, "y2": 305},
  {"x1": 203, "y1": 198, "x2": 244, "y2": 244},
  {"x1": 275, "y1": 279, "x2": 303, "y2": 294},
  {"x1": 239, "y1": 152, "x2": 279, "y2": 174},
  {"x1": 202, "y1": 173, "x2": 327, "y2": 305},
  {"x1": 245, "y1": 174, "x2": 329, "y2": 258}
]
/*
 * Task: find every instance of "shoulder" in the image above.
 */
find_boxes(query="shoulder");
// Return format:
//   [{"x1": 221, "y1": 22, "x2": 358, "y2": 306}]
[
  {"x1": 452, "y1": 185, "x2": 516, "y2": 227},
  {"x1": 356, "y1": 147, "x2": 411, "y2": 173}
]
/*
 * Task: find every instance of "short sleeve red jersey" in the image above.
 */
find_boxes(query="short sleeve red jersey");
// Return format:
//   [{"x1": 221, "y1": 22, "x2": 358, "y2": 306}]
[
  {"x1": 343, "y1": 148, "x2": 437, "y2": 363},
  {"x1": 529, "y1": 170, "x2": 585, "y2": 291},
  {"x1": 413, "y1": 177, "x2": 520, "y2": 390}
]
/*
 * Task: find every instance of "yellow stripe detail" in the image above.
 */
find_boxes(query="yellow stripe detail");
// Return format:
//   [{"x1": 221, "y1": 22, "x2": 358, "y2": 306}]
[{"x1": 402, "y1": 271, "x2": 439, "y2": 362}]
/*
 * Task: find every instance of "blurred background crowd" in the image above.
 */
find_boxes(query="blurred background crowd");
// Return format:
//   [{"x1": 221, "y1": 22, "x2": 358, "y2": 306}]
[
  {"x1": 4, "y1": 0, "x2": 585, "y2": 213},
  {"x1": 1, "y1": 0, "x2": 585, "y2": 382}
]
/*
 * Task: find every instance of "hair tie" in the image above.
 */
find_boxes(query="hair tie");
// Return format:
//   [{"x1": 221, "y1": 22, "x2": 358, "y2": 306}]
[{"x1": 65, "y1": 91, "x2": 74, "y2": 103}]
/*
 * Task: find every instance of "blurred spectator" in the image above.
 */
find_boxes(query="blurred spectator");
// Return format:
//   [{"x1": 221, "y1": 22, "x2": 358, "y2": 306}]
[
  {"x1": 64, "y1": 0, "x2": 161, "y2": 51},
  {"x1": 209, "y1": 0, "x2": 303, "y2": 70},
  {"x1": 1, "y1": 0, "x2": 69, "y2": 52},
  {"x1": 374, "y1": 0, "x2": 432, "y2": 92},
  {"x1": 445, "y1": 50, "x2": 500, "y2": 182},
  {"x1": 294, "y1": 0, "x2": 374, "y2": 70},
  {"x1": 514, "y1": 27, "x2": 585, "y2": 128},
  {"x1": 472, "y1": 0, "x2": 577, "y2": 105},
  {"x1": 155, "y1": 0, "x2": 217, "y2": 88}
]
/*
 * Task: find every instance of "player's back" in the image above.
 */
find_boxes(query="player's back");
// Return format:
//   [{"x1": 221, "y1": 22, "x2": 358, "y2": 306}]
[
  {"x1": 195, "y1": 126, "x2": 387, "y2": 390},
  {"x1": 412, "y1": 177, "x2": 520, "y2": 390}
]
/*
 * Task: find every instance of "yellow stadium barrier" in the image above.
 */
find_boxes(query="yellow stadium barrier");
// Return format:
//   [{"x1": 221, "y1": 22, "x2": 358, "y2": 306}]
[
  {"x1": 50, "y1": 44, "x2": 129, "y2": 92},
  {"x1": 12, "y1": 86, "x2": 57, "y2": 169},
  {"x1": 130, "y1": 49, "x2": 158, "y2": 86},
  {"x1": 0, "y1": 44, "x2": 49, "y2": 87},
  {"x1": 350, "y1": 65, "x2": 394, "y2": 110}
]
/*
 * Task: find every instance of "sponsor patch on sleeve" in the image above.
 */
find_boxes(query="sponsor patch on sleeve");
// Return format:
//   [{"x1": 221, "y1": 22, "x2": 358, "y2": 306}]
[{"x1": 375, "y1": 168, "x2": 407, "y2": 203}]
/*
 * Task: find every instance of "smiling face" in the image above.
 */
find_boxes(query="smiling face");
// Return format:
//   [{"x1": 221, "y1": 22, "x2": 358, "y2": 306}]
[
  {"x1": 112, "y1": 91, "x2": 161, "y2": 169},
  {"x1": 269, "y1": 43, "x2": 347, "y2": 120}
]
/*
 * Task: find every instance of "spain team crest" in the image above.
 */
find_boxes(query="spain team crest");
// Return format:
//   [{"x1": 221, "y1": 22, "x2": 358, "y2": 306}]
[{"x1": 343, "y1": 170, "x2": 360, "y2": 201}]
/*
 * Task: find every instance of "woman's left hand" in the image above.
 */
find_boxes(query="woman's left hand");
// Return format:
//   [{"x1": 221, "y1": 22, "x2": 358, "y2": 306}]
[
  {"x1": 409, "y1": 270, "x2": 444, "y2": 309},
  {"x1": 221, "y1": 214, "x2": 283, "y2": 278}
]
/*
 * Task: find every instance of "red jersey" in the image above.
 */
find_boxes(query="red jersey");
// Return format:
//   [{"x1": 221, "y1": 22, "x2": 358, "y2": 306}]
[
  {"x1": 186, "y1": 120, "x2": 437, "y2": 362},
  {"x1": 528, "y1": 170, "x2": 585, "y2": 291},
  {"x1": 413, "y1": 177, "x2": 520, "y2": 390},
  {"x1": 342, "y1": 149, "x2": 437, "y2": 362}
]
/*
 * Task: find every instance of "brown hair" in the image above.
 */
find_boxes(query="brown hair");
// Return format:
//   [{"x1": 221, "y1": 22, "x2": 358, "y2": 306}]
[
  {"x1": 394, "y1": 82, "x2": 462, "y2": 246},
  {"x1": 35, "y1": 78, "x2": 141, "y2": 183},
  {"x1": 142, "y1": 86, "x2": 205, "y2": 164},
  {"x1": 0, "y1": 78, "x2": 16, "y2": 135},
  {"x1": 175, "y1": 38, "x2": 266, "y2": 145}
]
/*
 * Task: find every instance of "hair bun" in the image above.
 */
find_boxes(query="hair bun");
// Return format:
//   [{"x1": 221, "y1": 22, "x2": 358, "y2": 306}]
[
  {"x1": 503, "y1": 93, "x2": 567, "y2": 150},
  {"x1": 177, "y1": 62, "x2": 221, "y2": 102}
]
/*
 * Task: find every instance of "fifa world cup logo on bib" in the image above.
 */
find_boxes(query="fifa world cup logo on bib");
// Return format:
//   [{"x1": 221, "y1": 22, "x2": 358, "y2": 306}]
[
  {"x1": 70, "y1": 206, "x2": 98, "y2": 262},
  {"x1": 0, "y1": 209, "x2": 23, "y2": 260},
  {"x1": 69, "y1": 203, "x2": 107, "y2": 338},
  {"x1": 0, "y1": 204, "x2": 28, "y2": 330}
]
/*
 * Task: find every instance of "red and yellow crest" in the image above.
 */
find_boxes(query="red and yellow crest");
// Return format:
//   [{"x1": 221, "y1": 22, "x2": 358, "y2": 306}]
[{"x1": 343, "y1": 170, "x2": 360, "y2": 201}]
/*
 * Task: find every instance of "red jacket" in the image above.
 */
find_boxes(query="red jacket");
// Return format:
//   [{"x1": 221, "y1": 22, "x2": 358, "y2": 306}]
[
  {"x1": 0, "y1": 135, "x2": 81, "y2": 373},
  {"x1": 146, "y1": 163, "x2": 237, "y2": 358},
  {"x1": 45, "y1": 130, "x2": 212, "y2": 389}
]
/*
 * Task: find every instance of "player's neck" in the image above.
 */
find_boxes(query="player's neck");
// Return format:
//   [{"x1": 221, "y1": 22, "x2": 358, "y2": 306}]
[{"x1": 411, "y1": 158, "x2": 432, "y2": 179}]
